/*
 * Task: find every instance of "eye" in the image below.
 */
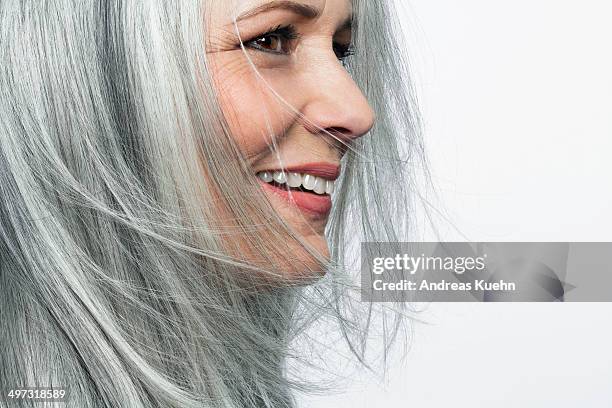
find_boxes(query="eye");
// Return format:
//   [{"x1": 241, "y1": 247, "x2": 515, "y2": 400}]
[
  {"x1": 251, "y1": 34, "x2": 285, "y2": 53},
  {"x1": 245, "y1": 25, "x2": 299, "y2": 55}
]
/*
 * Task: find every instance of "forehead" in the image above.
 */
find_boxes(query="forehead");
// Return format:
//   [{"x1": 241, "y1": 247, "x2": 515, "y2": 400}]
[
  {"x1": 234, "y1": 0, "x2": 327, "y2": 14},
  {"x1": 209, "y1": 0, "x2": 351, "y2": 23}
]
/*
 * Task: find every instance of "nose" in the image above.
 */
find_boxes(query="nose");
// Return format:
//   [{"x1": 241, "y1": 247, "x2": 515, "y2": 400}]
[{"x1": 299, "y1": 59, "x2": 375, "y2": 142}]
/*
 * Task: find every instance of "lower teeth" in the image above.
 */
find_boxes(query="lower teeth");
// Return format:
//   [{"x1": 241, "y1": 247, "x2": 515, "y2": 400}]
[{"x1": 269, "y1": 181, "x2": 326, "y2": 195}]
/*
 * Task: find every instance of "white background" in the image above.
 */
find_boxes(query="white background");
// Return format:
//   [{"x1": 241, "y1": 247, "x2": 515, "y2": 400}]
[{"x1": 300, "y1": 1, "x2": 612, "y2": 407}]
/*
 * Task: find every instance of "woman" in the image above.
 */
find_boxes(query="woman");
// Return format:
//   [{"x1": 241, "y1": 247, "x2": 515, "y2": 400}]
[{"x1": 0, "y1": 0, "x2": 423, "y2": 406}]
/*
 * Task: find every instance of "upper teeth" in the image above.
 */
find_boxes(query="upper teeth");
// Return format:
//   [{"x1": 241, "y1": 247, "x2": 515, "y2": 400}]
[{"x1": 257, "y1": 171, "x2": 335, "y2": 195}]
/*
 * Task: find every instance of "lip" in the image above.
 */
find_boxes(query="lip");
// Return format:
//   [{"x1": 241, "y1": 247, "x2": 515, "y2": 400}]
[
  {"x1": 260, "y1": 162, "x2": 341, "y2": 181},
  {"x1": 256, "y1": 162, "x2": 340, "y2": 217},
  {"x1": 259, "y1": 181, "x2": 333, "y2": 217}
]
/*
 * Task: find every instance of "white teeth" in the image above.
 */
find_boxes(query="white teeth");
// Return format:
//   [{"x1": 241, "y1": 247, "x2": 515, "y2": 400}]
[
  {"x1": 258, "y1": 171, "x2": 273, "y2": 182},
  {"x1": 273, "y1": 171, "x2": 286, "y2": 184},
  {"x1": 257, "y1": 171, "x2": 335, "y2": 196},
  {"x1": 302, "y1": 174, "x2": 316, "y2": 191},
  {"x1": 286, "y1": 172, "x2": 303, "y2": 188},
  {"x1": 313, "y1": 178, "x2": 326, "y2": 194}
]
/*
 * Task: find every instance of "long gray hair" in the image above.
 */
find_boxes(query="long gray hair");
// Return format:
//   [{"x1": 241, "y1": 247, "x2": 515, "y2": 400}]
[{"x1": 0, "y1": 0, "x2": 424, "y2": 407}]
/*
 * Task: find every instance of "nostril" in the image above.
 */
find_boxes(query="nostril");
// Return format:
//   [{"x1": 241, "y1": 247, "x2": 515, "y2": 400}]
[{"x1": 325, "y1": 127, "x2": 352, "y2": 141}]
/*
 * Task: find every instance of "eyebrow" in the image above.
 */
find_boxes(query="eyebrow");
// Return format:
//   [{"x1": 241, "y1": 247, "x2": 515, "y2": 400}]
[{"x1": 236, "y1": 1, "x2": 323, "y2": 22}]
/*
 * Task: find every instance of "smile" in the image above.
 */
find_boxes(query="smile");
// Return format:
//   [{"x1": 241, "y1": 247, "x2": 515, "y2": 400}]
[
  {"x1": 256, "y1": 171, "x2": 335, "y2": 196},
  {"x1": 255, "y1": 163, "x2": 340, "y2": 217}
]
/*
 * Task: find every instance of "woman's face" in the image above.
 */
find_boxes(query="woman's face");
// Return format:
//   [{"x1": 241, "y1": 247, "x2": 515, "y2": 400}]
[{"x1": 207, "y1": 0, "x2": 374, "y2": 260}]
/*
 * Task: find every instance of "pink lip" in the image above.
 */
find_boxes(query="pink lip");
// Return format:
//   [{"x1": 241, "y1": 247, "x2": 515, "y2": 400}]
[
  {"x1": 257, "y1": 162, "x2": 340, "y2": 217},
  {"x1": 260, "y1": 181, "x2": 332, "y2": 217}
]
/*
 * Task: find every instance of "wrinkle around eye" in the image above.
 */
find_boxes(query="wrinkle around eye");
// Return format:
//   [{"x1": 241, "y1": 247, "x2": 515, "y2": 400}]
[{"x1": 206, "y1": 28, "x2": 243, "y2": 53}]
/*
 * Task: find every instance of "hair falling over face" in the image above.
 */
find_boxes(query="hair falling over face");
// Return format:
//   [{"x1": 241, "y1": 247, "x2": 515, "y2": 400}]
[{"x1": 0, "y1": 1, "x2": 425, "y2": 407}]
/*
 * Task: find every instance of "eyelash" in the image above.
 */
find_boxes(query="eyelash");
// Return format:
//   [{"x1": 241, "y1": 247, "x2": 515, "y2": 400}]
[{"x1": 243, "y1": 24, "x2": 355, "y2": 63}]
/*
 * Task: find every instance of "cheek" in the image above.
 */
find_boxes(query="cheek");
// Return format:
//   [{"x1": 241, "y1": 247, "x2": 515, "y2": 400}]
[{"x1": 210, "y1": 53, "x2": 298, "y2": 158}]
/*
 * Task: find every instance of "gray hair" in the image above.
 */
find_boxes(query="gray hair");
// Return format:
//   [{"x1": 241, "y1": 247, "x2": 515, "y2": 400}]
[{"x1": 0, "y1": 0, "x2": 424, "y2": 407}]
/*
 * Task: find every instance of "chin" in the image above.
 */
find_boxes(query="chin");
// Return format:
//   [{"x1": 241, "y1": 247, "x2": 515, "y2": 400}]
[
  {"x1": 305, "y1": 233, "x2": 330, "y2": 260},
  {"x1": 279, "y1": 232, "x2": 330, "y2": 283}
]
